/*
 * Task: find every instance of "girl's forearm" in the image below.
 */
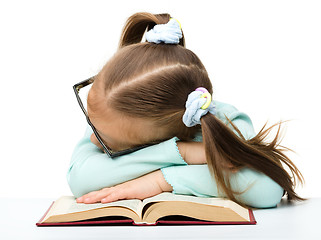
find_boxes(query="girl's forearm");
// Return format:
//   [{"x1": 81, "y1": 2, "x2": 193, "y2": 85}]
[
  {"x1": 177, "y1": 142, "x2": 207, "y2": 165},
  {"x1": 68, "y1": 131, "x2": 188, "y2": 198}
]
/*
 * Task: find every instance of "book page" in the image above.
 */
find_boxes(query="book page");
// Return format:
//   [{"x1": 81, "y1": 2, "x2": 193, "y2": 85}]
[
  {"x1": 142, "y1": 193, "x2": 249, "y2": 222},
  {"x1": 50, "y1": 196, "x2": 143, "y2": 216},
  {"x1": 143, "y1": 192, "x2": 230, "y2": 207}
]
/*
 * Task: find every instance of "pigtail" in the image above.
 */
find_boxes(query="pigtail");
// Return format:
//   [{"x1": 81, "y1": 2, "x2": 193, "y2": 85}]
[
  {"x1": 201, "y1": 113, "x2": 306, "y2": 208},
  {"x1": 119, "y1": 12, "x2": 185, "y2": 48}
]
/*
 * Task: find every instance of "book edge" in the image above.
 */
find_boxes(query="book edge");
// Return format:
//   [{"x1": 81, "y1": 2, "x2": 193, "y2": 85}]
[
  {"x1": 36, "y1": 219, "x2": 134, "y2": 226},
  {"x1": 36, "y1": 201, "x2": 55, "y2": 225},
  {"x1": 248, "y1": 209, "x2": 257, "y2": 224}
]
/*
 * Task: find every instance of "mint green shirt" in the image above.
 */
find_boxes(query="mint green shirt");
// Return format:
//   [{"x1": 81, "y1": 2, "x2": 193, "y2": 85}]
[{"x1": 67, "y1": 101, "x2": 284, "y2": 208}]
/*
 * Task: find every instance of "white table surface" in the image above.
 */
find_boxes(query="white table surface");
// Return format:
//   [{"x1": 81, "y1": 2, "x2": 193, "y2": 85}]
[{"x1": 0, "y1": 197, "x2": 320, "y2": 240}]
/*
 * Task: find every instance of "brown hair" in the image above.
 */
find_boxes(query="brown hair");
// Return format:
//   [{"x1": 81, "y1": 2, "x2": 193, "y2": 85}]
[{"x1": 89, "y1": 12, "x2": 306, "y2": 207}]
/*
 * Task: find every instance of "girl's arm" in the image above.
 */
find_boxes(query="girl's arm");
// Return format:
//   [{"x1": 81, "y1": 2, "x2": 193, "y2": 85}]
[
  {"x1": 74, "y1": 104, "x2": 262, "y2": 206},
  {"x1": 161, "y1": 165, "x2": 284, "y2": 208},
  {"x1": 69, "y1": 101, "x2": 269, "y2": 205},
  {"x1": 76, "y1": 152, "x2": 283, "y2": 208},
  {"x1": 67, "y1": 127, "x2": 187, "y2": 198},
  {"x1": 75, "y1": 152, "x2": 284, "y2": 208},
  {"x1": 74, "y1": 139, "x2": 204, "y2": 204}
]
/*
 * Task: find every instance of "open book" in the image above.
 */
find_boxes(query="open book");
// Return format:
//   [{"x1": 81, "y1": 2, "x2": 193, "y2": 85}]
[{"x1": 37, "y1": 193, "x2": 256, "y2": 226}]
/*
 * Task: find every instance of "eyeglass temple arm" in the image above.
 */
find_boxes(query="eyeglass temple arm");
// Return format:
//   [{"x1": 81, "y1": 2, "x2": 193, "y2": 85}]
[{"x1": 73, "y1": 77, "x2": 95, "y2": 92}]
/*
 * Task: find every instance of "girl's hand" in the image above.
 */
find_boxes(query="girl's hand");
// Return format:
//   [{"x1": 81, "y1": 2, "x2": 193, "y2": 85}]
[
  {"x1": 177, "y1": 142, "x2": 207, "y2": 165},
  {"x1": 76, "y1": 170, "x2": 173, "y2": 204}
]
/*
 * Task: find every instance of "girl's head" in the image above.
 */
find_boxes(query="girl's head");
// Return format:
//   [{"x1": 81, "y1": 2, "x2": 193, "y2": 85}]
[
  {"x1": 88, "y1": 12, "x2": 211, "y2": 151},
  {"x1": 87, "y1": 12, "x2": 305, "y2": 207}
]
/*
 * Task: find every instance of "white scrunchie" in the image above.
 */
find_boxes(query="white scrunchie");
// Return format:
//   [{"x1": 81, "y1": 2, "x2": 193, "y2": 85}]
[
  {"x1": 182, "y1": 90, "x2": 216, "y2": 127},
  {"x1": 145, "y1": 18, "x2": 182, "y2": 44}
]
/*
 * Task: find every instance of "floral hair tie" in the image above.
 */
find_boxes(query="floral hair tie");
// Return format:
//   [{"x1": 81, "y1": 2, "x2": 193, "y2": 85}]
[
  {"x1": 145, "y1": 18, "x2": 183, "y2": 44},
  {"x1": 182, "y1": 87, "x2": 216, "y2": 127}
]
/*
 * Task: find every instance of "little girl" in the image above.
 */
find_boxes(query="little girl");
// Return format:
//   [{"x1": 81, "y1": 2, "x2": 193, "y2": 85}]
[{"x1": 68, "y1": 12, "x2": 305, "y2": 208}]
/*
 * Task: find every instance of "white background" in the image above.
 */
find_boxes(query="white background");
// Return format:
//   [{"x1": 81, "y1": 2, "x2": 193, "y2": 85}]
[{"x1": 0, "y1": 0, "x2": 320, "y2": 199}]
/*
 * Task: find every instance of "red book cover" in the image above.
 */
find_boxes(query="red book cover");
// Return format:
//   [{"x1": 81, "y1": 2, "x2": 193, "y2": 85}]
[{"x1": 36, "y1": 201, "x2": 256, "y2": 226}]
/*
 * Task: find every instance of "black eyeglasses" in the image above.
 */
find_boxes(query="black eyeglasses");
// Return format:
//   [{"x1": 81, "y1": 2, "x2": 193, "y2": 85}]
[{"x1": 73, "y1": 76, "x2": 156, "y2": 158}]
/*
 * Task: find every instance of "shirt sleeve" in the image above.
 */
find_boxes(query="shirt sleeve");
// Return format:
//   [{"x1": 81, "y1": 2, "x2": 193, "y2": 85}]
[
  {"x1": 67, "y1": 127, "x2": 187, "y2": 198},
  {"x1": 161, "y1": 165, "x2": 284, "y2": 208},
  {"x1": 161, "y1": 102, "x2": 284, "y2": 208},
  {"x1": 214, "y1": 100, "x2": 256, "y2": 140}
]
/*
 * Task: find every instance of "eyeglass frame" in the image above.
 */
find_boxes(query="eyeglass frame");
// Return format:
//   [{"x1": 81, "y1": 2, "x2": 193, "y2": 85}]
[{"x1": 73, "y1": 76, "x2": 156, "y2": 158}]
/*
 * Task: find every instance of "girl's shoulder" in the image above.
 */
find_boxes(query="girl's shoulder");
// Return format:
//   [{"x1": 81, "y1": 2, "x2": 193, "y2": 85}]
[
  {"x1": 193, "y1": 100, "x2": 255, "y2": 141},
  {"x1": 213, "y1": 100, "x2": 243, "y2": 121}
]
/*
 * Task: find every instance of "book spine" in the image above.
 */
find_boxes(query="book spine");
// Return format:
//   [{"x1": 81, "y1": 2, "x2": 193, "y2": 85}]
[{"x1": 132, "y1": 222, "x2": 157, "y2": 226}]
